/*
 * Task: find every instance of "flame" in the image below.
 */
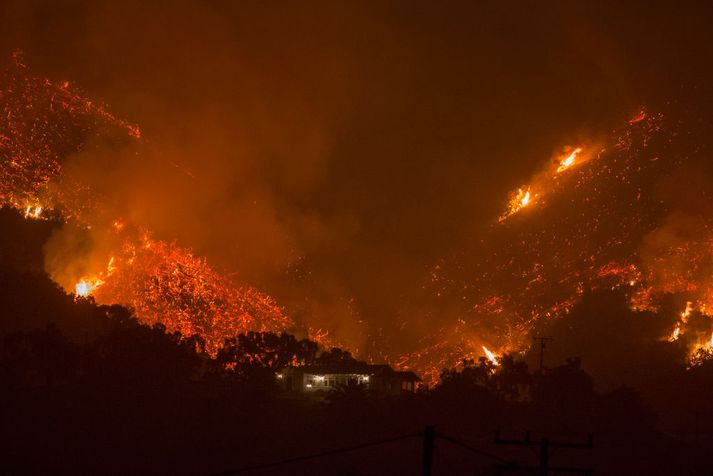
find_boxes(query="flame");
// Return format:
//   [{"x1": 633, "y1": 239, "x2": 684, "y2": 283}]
[
  {"x1": 482, "y1": 345, "x2": 499, "y2": 366},
  {"x1": 668, "y1": 324, "x2": 681, "y2": 342},
  {"x1": 92, "y1": 235, "x2": 289, "y2": 354},
  {"x1": 667, "y1": 301, "x2": 694, "y2": 341},
  {"x1": 9, "y1": 54, "x2": 713, "y2": 377},
  {"x1": 74, "y1": 277, "x2": 105, "y2": 297},
  {"x1": 689, "y1": 332, "x2": 713, "y2": 367},
  {"x1": 629, "y1": 109, "x2": 647, "y2": 124},
  {"x1": 23, "y1": 205, "x2": 42, "y2": 219},
  {"x1": 520, "y1": 190, "x2": 531, "y2": 206},
  {"x1": 681, "y1": 301, "x2": 693, "y2": 322},
  {"x1": 556, "y1": 147, "x2": 582, "y2": 173},
  {"x1": 499, "y1": 188, "x2": 534, "y2": 222}
]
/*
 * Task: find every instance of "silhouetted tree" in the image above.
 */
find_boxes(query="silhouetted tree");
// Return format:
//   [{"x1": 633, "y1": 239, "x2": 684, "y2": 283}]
[
  {"x1": 315, "y1": 347, "x2": 358, "y2": 366},
  {"x1": 490, "y1": 353, "x2": 531, "y2": 401},
  {"x1": 433, "y1": 358, "x2": 495, "y2": 405},
  {"x1": 84, "y1": 316, "x2": 202, "y2": 387},
  {"x1": 0, "y1": 324, "x2": 79, "y2": 388}
]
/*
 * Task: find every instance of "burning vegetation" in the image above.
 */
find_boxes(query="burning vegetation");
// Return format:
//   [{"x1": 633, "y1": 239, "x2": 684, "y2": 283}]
[
  {"x1": 4, "y1": 52, "x2": 713, "y2": 382},
  {"x1": 399, "y1": 105, "x2": 713, "y2": 379},
  {"x1": 1, "y1": 54, "x2": 291, "y2": 355}
]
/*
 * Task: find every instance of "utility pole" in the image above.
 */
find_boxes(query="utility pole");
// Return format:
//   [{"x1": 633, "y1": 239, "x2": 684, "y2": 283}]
[
  {"x1": 494, "y1": 431, "x2": 593, "y2": 475},
  {"x1": 532, "y1": 336, "x2": 553, "y2": 374},
  {"x1": 422, "y1": 425, "x2": 435, "y2": 476}
]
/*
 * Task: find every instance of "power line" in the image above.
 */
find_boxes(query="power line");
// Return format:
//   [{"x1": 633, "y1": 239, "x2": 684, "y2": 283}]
[
  {"x1": 209, "y1": 431, "x2": 421, "y2": 475},
  {"x1": 436, "y1": 431, "x2": 517, "y2": 467},
  {"x1": 211, "y1": 426, "x2": 591, "y2": 475},
  {"x1": 494, "y1": 430, "x2": 593, "y2": 475}
]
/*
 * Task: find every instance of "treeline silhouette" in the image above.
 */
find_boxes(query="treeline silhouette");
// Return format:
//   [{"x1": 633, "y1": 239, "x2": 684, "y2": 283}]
[{"x1": 0, "y1": 208, "x2": 711, "y2": 475}]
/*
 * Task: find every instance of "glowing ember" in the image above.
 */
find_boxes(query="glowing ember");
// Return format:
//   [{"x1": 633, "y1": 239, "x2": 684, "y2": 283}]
[
  {"x1": 689, "y1": 332, "x2": 713, "y2": 367},
  {"x1": 93, "y1": 235, "x2": 290, "y2": 354},
  {"x1": 0, "y1": 55, "x2": 292, "y2": 357},
  {"x1": 7, "y1": 51, "x2": 713, "y2": 378}
]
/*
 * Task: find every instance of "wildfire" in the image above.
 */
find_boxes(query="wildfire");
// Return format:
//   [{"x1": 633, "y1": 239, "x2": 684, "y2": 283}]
[
  {"x1": 6, "y1": 51, "x2": 713, "y2": 379},
  {"x1": 75, "y1": 277, "x2": 105, "y2": 297},
  {"x1": 556, "y1": 147, "x2": 582, "y2": 173},
  {"x1": 681, "y1": 301, "x2": 693, "y2": 321},
  {"x1": 23, "y1": 205, "x2": 42, "y2": 219},
  {"x1": 689, "y1": 332, "x2": 713, "y2": 367},
  {"x1": 667, "y1": 301, "x2": 694, "y2": 342},
  {"x1": 91, "y1": 235, "x2": 290, "y2": 354},
  {"x1": 482, "y1": 346, "x2": 499, "y2": 366},
  {"x1": 415, "y1": 105, "x2": 713, "y2": 374},
  {"x1": 0, "y1": 55, "x2": 292, "y2": 357},
  {"x1": 499, "y1": 188, "x2": 534, "y2": 222}
]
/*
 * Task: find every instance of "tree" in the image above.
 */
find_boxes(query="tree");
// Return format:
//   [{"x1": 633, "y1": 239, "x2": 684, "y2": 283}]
[
  {"x1": 0, "y1": 324, "x2": 79, "y2": 388},
  {"x1": 85, "y1": 315, "x2": 202, "y2": 387},
  {"x1": 490, "y1": 353, "x2": 531, "y2": 401}
]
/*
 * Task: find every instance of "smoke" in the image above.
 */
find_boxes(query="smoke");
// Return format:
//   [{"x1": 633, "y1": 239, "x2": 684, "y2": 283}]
[{"x1": 3, "y1": 1, "x2": 713, "y2": 362}]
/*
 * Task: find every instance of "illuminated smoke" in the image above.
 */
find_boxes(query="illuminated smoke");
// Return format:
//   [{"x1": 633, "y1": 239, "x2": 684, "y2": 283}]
[
  {"x1": 5, "y1": 51, "x2": 713, "y2": 380},
  {"x1": 399, "y1": 107, "x2": 713, "y2": 379},
  {"x1": 0, "y1": 54, "x2": 292, "y2": 354}
]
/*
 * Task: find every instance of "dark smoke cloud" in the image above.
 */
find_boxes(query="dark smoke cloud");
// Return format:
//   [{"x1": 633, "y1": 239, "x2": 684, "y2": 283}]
[
  {"x1": 2, "y1": 1, "x2": 713, "y2": 356},
  {"x1": 528, "y1": 289, "x2": 684, "y2": 390}
]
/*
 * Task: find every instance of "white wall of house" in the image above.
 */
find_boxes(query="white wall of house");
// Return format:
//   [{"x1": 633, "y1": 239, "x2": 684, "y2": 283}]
[{"x1": 302, "y1": 373, "x2": 370, "y2": 391}]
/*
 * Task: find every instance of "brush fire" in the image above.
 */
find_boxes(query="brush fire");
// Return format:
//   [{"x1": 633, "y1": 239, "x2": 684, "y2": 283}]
[{"x1": 3, "y1": 54, "x2": 713, "y2": 382}]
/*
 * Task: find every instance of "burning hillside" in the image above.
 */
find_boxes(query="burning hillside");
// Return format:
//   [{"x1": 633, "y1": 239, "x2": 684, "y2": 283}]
[
  {"x1": 392, "y1": 105, "x2": 713, "y2": 381},
  {"x1": 4, "y1": 51, "x2": 713, "y2": 382},
  {"x1": 0, "y1": 54, "x2": 290, "y2": 353}
]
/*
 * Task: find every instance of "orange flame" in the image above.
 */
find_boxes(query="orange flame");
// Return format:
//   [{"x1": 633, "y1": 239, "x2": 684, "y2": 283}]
[
  {"x1": 482, "y1": 345, "x2": 499, "y2": 366},
  {"x1": 556, "y1": 147, "x2": 583, "y2": 173},
  {"x1": 23, "y1": 205, "x2": 43, "y2": 219},
  {"x1": 74, "y1": 277, "x2": 105, "y2": 297},
  {"x1": 499, "y1": 188, "x2": 533, "y2": 222}
]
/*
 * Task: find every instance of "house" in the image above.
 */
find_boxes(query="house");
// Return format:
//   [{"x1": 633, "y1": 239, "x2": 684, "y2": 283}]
[{"x1": 277, "y1": 362, "x2": 421, "y2": 395}]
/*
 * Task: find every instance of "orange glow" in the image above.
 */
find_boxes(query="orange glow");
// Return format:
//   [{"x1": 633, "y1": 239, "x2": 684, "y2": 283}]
[
  {"x1": 75, "y1": 277, "x2": 105, "y2": 297},
  {"x1": 668, "y1": 324, "x2": 681, "y2": 342},
  {"x1": 482, "y1": 346, "x2": 499, "y2": 366},
  {"x1": 92, "y1": 235, "x2": 289, "y2": 355},
  {"x1": 499, "y1": 188, "x2": 533, "y2": 222},
  {"x1": 668, "y1": 301, "x2": 694, "y2": 342},
  {"x1": 681, "y1": 301, "x2": 693, "y2": 322},
  {"x1": 23, "y1": 205, "x2": 42, "y2": 219},
  {"x1": 556, "y1": 147, "x2": 582, "y2": 173},
  {"x1": 629, "y1": 109, "x2": 647, "y2": 124},
  {"x1": 9, "y1": 54, "x2": 713, "y2": 378}
]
